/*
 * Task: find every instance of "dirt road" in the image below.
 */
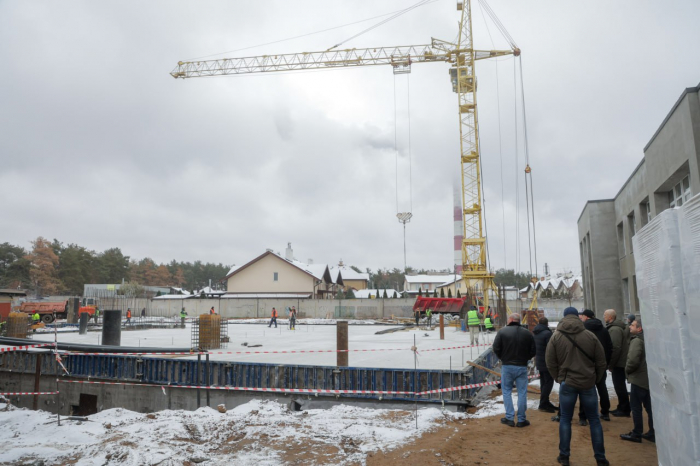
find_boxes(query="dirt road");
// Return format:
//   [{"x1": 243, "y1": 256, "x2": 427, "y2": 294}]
[{"x1": 367, "y1": 393, "x2": 657, "y2": 466}]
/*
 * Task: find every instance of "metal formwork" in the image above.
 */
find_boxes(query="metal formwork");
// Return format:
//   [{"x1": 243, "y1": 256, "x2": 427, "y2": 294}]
[{"x1": 0, "y1": 349, "x2": 499, "y2": 404}]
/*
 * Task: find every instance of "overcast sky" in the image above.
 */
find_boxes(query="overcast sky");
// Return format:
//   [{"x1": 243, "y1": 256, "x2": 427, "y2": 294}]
[{"x1": 1, "y1": 0, "x2": 699, "y2": 277}]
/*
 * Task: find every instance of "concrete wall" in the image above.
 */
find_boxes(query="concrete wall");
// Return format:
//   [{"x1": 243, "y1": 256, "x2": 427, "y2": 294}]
[
  {"x1": 578, "y1": 83, "x2": 700, "y2": 317},
  {"x1": 578, "y1": 201, "x2": 623, "y2": 318},
  {"x1": 149, "y1": 297, "x2": 417, "y2": 320}
]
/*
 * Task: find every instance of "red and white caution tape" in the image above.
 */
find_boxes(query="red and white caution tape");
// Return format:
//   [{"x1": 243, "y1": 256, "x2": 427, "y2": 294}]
[
  {"x1": 0, "y1": 343, "x2": 57, "y2": 353},
  {"x1": 56, "y1": 379, "x2": 413, "y2": 395},
  {"x1": 416, "y1": 374, "x2": 540, "y2": 396},
  {"x1": 0, "y1": 391, "x2": 59, "y2": 396},
  {"x1": 417, "y1": 343, "x2": 493, "y2": 353},
  {"x1": 61, "y1": 348, "x2": 411, "y2": 357}
]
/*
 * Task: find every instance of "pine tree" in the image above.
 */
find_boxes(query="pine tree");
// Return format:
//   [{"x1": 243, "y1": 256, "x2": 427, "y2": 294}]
[
  {"x1": 457, "y1": 289, "x2": 461, "y2": 298},
  {"x1": 383, "y1": 289, "x2": 388, "y2": 299},
  {"x1": 346, "y1": 288, "x2": 355, "y2": 299},
  {"x1": 418, "y1": 288, "x2": 423, "y2": 297},
  {"x1": 440, "y1": 288, "x2": 445, "y2": 298},
  {"x1": 433, "y1": 289, "x2": 438, "y2": 298},
  {"x1": 448, "y1": 288, "x2": 453, "y2": 298},
  {"x1": 393, "y1": 291, "x2": 398, "y2": 298}
]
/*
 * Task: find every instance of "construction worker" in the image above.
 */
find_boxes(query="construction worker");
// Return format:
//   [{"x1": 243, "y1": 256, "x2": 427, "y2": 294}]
[
  {"x1": 126, "y1": 308, "x2": 132, "y2": 325},
  {"x1": 210, "y1": 306, "x2": 216, "y2": 315},
  {"x1": 414, "y1": 308, "x2": 421, "y2": 327},
  {"x1": 268, "y1": 307, "x2": 278, "y2": 328},
  {"x1": 484, "y1": 315, "x2": 495, "y2": 332},
  {"x1": 94, "y1": 307, "x2": 100, "y2": 323},
  {"x1": 426, "y1": 308, "x2": 433, "y2": 329},
  {"x1": 289, "y1": 306, "x2": 297, "y2": 330},
  {"x1": 180, "y1": 308, "x2": 187, "y2": 328},
  {"x1": 467, "y1": 305, "x2": 483, "y2": 345},
  {"x1": 31, "y1": 311, "x2": 41, "y2": 332}
]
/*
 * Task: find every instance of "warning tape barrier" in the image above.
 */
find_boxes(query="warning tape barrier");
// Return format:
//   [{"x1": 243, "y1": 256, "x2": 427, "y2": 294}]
[
  {"x1": 416, "y1": 374, "x2": 540, "y2": 396},
  {"x1": 0, "y1": 343, "x2": 57, "y2": 353},
  {"x1": 56, "y1": 373, "x2": 539, "y2": 397},
  {"x1": 56, "y1": 379, "x2": 414, "y2": 395},
  {"x1": 0, "y1": 391, "x2": 59, "y2": 396},
  {"x1": 58, "y1": 343, "x2": 495, "y2": 357}
]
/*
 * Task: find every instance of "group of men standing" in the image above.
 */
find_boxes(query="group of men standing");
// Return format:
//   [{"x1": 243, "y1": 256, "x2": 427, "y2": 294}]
[{"x1": 493, "y1": 306, "x2": 653, "y2": 466}]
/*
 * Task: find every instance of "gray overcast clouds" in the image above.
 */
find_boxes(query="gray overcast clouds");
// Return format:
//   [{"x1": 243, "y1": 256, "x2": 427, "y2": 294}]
[{"x1": 1, "y1": 0, "x2": 699, "y2": 277}]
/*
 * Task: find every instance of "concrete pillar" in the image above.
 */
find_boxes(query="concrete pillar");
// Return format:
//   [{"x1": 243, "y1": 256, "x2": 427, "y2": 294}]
[
  {"x1": 337, "y1": 321, "x2": 348, "y2": 367},
  {"x1": 102, "y1": 310, "x2": 122, "y2": 346},
  {"x1": 439, "y1": 314, "x2": 445, "y2": 340},
  {"x1": 78, "y1": 312, "x2": 89, "y2": 335}
]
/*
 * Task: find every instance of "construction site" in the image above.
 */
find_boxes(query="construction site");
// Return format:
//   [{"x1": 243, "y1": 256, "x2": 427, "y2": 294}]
[{"x1": 1, "y1": 0, "x2": 699, "y2": 465}]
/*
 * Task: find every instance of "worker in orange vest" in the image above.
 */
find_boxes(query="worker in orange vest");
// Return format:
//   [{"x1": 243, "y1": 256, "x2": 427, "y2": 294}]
[
  {"x1": 126, "y1": 308, "x2": 132, "y2": 325},
  {"x1": 268, "y1": 307, "x2": 278, "y2": 328},
  {"x1": 210, "y1": 306, "x2": 216, "y2": 315}
]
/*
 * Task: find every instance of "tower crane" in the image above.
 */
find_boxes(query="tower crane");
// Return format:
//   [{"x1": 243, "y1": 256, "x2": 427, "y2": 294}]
[{"x1": 171, "y1": 1, "x2": 520, "y2": 311}]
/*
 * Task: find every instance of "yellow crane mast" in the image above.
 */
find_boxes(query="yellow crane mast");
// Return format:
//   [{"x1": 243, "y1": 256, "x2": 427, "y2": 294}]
[{"x1": 171, "y1": 1, "x2": 519, "y2": 310}]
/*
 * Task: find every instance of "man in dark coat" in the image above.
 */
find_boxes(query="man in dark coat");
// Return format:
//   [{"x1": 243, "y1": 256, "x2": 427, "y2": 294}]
[
  {"x1": 578, "y1": 309, "x2": 613, "y2": 423},
  {"x1": 493, "y1": 313, "x2": 536, "y2": 428},
  {"x1": 533, "y1": 316, "x2": 557, "y2": 413},
  {"x1": 604, "y1": 309, "x2": 631, "y2": 416}
]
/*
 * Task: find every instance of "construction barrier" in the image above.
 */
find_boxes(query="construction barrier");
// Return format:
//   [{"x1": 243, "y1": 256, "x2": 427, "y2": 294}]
[
  {"x1": 0, "y1": 391, "x2": 59, "y2": 396},
  {"x1": 57, "y1": 374, "x2": 539, "y2": 397},
  {"x1": 0, "y1": 343, "x2": 57, "y2": 353}
]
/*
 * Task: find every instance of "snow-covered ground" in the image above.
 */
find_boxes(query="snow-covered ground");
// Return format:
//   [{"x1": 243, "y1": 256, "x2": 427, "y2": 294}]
[
  {"x1": 29, "y1": 322, "x2": 494, "y2": 370},
  {"x1": 0, "y1": 400, "x2": 465, "y2": 466}
]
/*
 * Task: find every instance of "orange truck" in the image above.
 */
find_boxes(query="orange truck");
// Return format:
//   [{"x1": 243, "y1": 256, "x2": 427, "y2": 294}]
[{"x1": 19, "y1": 299, "x2": 95, "y2": 324}]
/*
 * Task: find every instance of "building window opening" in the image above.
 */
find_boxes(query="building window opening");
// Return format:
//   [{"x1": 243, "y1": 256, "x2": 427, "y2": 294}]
[
  {"x1": 273, "y1": 272, "x2": 278, "y2": 282},
  {"x1": 669, "y1": 175, "x2": 691, "y2": 208}
]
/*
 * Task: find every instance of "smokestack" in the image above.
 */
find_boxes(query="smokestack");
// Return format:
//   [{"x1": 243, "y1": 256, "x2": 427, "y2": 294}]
[
  {"x1": 285, "y1": 243, "x2": 294, "y2": 261},
  {"x1": 453, "y1": 180, "x2": 463, "y2": 274}
]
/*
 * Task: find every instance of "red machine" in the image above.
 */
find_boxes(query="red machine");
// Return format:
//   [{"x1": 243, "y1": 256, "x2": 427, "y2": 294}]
[{"x1": 412, "y1": 297, "x2": 467, "y2": 315}]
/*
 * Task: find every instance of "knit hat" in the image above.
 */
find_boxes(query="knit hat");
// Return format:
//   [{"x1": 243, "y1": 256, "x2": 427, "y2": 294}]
[
  {"x1": 563, "y1": 307, "x2": 579, "y2": 317},
  {"x1": 627, "y1": 314, "x2": 636, "y2": 322},
  {"x1": 581, "y1": 309, "x2": 595, "y2": 319}
]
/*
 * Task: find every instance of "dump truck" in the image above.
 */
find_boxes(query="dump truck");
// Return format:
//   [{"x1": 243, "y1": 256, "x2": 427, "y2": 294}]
[{"x1": 19, "y1": 299, "x2": 95, "y2": 324}]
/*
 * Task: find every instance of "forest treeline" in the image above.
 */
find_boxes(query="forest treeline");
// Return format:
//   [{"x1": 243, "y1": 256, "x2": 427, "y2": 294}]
[
  {"x1": 0, "y1": 237, "x2": 230, "y2": 296},
  {"x1": 1, "y1": 237, "x2": 533, "y2": 297}
]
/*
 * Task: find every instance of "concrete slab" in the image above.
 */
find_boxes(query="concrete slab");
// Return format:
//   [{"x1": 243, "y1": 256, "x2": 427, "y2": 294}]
[{"x1": 31, "y1": 321, "x2": 493, "y2": 370}]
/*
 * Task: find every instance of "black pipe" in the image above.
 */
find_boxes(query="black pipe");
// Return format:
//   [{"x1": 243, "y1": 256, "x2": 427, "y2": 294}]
[
  {"x1": 0, "y1": 336, "x2": 191, "y2": 354},
  {"x1": 78, "y1": 312, "x2": 89, "y2": 335}
]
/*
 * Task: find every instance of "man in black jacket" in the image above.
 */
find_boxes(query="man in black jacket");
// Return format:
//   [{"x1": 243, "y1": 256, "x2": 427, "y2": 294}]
[
  {"x1": 579, "y1": 309, "x2": 613, "y2": 423},
  {"x1": 493, "y1": 313, "x2": 537, "y2": 427},
  {"x1": 533, "y1": 317, "x2": 557, "y2": 413}
]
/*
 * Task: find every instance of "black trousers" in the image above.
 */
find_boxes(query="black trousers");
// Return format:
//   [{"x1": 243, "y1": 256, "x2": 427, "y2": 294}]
[
  {"x1": 631, "y1": 383, "x2": 654, "y2": 435},
  {"x1": 580, "y1": 371, "x2": 610, "y2": 419},
  {"x1": 611, "y1": 367, "x2": 631, "y2": 414},
  {"x1": 539, "y1": 368, "x2": 555, "y2": 408}
]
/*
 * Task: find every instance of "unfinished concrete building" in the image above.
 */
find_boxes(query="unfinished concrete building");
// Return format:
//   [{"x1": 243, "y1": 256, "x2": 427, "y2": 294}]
[{"x1": 578, "y1": 81, "x2": 700, "y2": 316}]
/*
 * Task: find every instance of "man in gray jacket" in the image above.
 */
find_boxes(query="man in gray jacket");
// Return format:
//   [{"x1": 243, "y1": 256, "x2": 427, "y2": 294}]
[
  {"x1": 546, "y1": 307, "x2": 609, "y2": 466},
  {"x1": 604, "y1": 309, "x2": 631, "y2": 417}
]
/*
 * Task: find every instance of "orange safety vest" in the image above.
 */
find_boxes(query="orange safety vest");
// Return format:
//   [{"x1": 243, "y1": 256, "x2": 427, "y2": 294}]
[
  {"x1": 271, "y1": 309, "x2": 278, "y2": 318},
  {"x1": 126, "y1": 310, "x2": 131, "y2": 318}
]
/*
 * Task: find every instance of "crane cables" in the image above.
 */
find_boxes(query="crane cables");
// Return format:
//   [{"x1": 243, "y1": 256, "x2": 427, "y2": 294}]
[
  {"x1": 327, "y1": 0, "x2": 438, "y2": 51},
  {"x1": 183, "y1": 1, "x2": 439, "y2": 61}
]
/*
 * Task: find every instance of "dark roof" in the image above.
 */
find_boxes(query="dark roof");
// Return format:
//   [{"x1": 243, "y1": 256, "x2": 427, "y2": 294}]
[{"x1": 0, "y1": 289, "x2": 27, "y2": 296}]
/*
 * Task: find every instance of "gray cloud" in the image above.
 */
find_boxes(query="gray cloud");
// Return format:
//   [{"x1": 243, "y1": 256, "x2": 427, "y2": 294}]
[{"x1": 1, "y1": 0, "x2": 699, "y2": 277}]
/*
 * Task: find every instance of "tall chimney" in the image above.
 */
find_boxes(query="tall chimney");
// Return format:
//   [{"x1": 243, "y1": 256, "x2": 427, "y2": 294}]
[
  {"x1": 453, "y1": 180, "x2": 464, "y2": 274},
  {"x1": 285, "y1": 243, "x2": 294, "y2": 261}
]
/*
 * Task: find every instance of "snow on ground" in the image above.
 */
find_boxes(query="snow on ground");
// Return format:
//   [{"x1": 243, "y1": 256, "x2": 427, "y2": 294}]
[
  {"x1": 29, "y1": 323, "x2": 494, "y2": 370},
  {"x1": 0, "y1": 400, "x2": 464, "y2": 466}
]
